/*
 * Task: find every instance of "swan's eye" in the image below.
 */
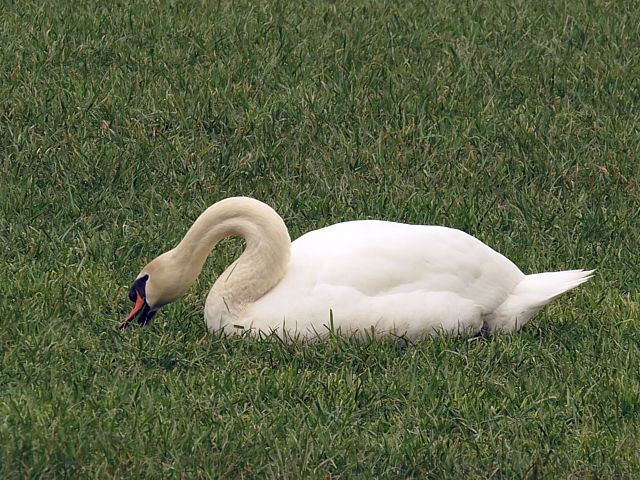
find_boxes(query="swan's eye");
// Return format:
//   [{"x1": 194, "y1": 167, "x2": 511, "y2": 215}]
[{"x1": 128, "y1": 274, "x2": 149, "y2": 302}]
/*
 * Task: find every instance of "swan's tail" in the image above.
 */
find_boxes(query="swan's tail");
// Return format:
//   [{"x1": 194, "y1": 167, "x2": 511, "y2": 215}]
[{"x1": 487, "y1": 269, "x2": 595, "y2": 332}]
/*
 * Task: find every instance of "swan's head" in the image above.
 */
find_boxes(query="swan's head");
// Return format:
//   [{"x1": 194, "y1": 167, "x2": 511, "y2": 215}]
[{"x1": 119, "y1": 251, "x2": 195, "y2": 329}]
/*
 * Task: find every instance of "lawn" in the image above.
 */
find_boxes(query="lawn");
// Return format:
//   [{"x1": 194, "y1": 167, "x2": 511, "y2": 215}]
[{"x1": 1, "y1": 0, "x2": 639, "y2": 477}]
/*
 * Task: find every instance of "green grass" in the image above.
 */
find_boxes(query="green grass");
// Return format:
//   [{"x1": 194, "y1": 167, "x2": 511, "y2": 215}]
[{"x1": 1, "y1": 0, "x2": 639, "y2": 477}]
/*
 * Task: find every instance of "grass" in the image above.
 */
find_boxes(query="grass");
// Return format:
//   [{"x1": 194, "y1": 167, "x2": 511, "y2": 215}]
[{"x1": 1, "y1": 0, "x2": 639, "y2": 477}]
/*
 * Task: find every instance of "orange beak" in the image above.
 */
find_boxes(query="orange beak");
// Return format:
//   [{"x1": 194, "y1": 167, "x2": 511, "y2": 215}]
[{"x1": 119, "y1": 291, "x2": 144, "y2": 330}]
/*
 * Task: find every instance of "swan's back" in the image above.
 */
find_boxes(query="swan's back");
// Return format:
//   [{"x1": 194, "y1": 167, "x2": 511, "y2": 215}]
[
  {"x1": 291, "y1": 221, "x2": 523, "y2": 295},
  {"x1": 239, "y1": 221, "x2": 525, "y2": 338}
]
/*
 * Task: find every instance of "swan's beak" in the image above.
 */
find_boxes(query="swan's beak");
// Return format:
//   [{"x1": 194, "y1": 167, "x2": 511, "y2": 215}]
[{"x1": 118, "y1": 291, "x2": 156, "y2": 329}]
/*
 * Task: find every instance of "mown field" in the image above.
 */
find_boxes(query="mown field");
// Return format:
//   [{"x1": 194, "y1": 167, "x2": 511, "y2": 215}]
[{"x1": 1, "y1": 0, "x2": 639, "y2": 477}]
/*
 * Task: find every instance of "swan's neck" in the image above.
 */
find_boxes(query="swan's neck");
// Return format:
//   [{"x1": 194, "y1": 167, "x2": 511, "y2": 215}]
[{"x1": 172, "y1": 197, "x2": 291, "y2": 316}]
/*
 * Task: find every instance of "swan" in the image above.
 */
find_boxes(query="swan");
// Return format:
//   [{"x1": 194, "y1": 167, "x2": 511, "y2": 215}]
[{"x1": 120, "y1": 197, "x2": 593, "y2": 339}]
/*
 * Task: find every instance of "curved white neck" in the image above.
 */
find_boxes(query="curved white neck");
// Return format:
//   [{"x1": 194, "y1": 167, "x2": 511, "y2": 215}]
[{"x1": 172, "y1": 197, "x2": 291, "y2": 315}]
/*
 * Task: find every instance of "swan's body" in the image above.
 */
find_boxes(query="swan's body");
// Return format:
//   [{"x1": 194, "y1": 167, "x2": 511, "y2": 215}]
[{"x1": 123, "y1": 197, "x2": 593, "y2": 339}]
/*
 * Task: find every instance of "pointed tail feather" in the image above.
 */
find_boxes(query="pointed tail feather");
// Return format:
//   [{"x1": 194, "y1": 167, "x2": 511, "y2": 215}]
[
  {"x1": 518, "y1": 269, "x2": 595, "y2": 302},
  {"x1": 488, "y1": 269, "x2": 594, "y2": 332}
]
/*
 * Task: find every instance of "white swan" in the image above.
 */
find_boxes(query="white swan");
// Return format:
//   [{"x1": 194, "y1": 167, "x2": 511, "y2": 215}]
[{"x1": 121, "y1": 197, "x2": 593, "y2": 339}]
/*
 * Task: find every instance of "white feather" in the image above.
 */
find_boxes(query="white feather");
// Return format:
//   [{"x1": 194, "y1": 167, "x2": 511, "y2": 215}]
[{"x1": 135, "y1": 197, "x2": 593, "y2": 340}]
